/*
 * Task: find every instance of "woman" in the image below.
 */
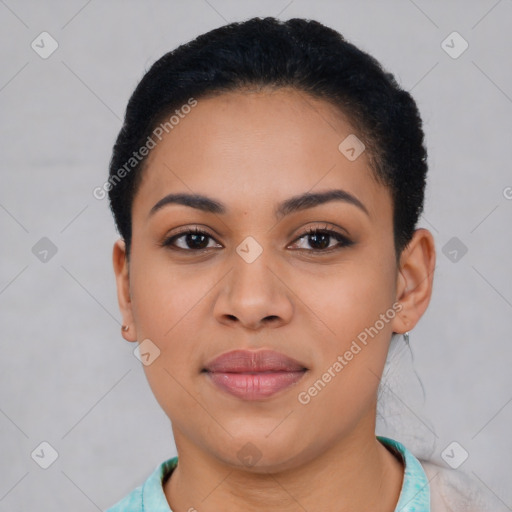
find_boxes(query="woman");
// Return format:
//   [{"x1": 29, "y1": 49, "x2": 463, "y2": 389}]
[{"x1": 106, "y1": 16, "x2": 502, "y2": 512}]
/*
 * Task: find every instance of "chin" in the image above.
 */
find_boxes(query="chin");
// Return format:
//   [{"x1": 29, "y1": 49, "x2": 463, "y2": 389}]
[{"x1": 209, "y1": 431, "x2": 309, "y2": 474}]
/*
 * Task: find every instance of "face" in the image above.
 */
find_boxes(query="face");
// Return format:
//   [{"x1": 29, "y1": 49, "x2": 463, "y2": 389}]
[{"x1": 115, "y1": 87, "x2": 410, "y2": 471}]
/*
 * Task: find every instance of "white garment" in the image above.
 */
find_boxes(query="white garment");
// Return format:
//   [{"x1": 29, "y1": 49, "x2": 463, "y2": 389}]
[
  {"x1": 421, "y1": 460, "x2": 510, "y2": 511},
  {"x1": 378, "y1": 334, "x2": 509, "y2": 511}
]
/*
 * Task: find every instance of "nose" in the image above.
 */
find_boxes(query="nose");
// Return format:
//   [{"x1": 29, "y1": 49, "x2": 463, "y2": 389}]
[{"x1": 213, "y1": 249, "x2": 294, "y2": 331}]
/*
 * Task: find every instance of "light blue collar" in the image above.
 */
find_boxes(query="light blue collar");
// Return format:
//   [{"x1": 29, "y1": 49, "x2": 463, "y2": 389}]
[
  {"x1": 117, "y1": 436, "x2": 430, "y2": 511},
  {"x1": 140, "y1": 456, "x2": 177, "y2": 511},
  {"x1": 377, "y1": 435, "x2": 430, "y2": 511}
]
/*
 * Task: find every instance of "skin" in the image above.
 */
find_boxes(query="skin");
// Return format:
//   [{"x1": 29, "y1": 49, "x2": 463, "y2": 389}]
[{"x1": 113, "y1": 87, "x2": 436, "y2": 512}]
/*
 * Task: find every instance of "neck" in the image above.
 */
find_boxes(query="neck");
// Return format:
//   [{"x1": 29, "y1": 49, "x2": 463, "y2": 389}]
[{"x1": 164, "y1": 419, "x2": 404, "y2": 512}]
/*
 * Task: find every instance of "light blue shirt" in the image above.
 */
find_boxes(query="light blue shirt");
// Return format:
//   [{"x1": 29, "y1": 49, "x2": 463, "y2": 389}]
[{"x1": 106, "y1": 436, "x2": 429, "y2": 511}]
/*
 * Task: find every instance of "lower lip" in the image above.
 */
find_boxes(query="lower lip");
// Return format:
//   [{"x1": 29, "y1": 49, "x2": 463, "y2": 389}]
[{"x1": 205, "y1": 370, "x2": 306, "y2": 400}]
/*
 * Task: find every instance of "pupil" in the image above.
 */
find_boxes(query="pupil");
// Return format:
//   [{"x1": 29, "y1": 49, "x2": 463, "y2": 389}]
[
  {"x1": 188, "y1": 233, "x2": 208, "y2": 249},
  {"x1": 310, "y1": 233, "x2": 329, "y2": 249}
]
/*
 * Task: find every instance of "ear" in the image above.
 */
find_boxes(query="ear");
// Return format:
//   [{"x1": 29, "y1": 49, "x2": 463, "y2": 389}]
[
  {"x1": 391, "y1": 228, "x2": 436, "y2": 334},
  {"x1": 113, "y1": 239, "x2": 138, "y2": 342}
]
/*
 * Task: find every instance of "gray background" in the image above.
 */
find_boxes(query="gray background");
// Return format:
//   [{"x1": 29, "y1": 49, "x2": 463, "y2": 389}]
[{"x1": 1, "y1": 0, "x2": 511, "y2": 510}]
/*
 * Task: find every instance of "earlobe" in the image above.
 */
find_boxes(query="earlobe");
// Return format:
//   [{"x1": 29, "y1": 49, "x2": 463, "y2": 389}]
[
  {"x1": 391, "y1": 228, "x2": 436, "y2": 334},
  {"x1": 112, "y1": 239, "x2": 138, "y2": 342}
]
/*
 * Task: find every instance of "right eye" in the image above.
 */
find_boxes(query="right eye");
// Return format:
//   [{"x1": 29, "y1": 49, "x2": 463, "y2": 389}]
[{"x1": 160, "y1": 226, "x2": 222, "y2": 252}]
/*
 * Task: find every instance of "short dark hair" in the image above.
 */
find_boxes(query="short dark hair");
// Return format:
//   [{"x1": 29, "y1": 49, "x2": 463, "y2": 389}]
[{"x1": 108, "y1": 16, "x2": 427, "y2": 260}]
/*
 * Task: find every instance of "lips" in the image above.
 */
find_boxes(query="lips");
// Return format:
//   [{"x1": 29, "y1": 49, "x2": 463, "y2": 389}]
[
  {"x1": 204, "y1": 349, "x2": 307, "y2": 373},
  {"x1": 203, "y1": 349, "x2": 308, "y2": 400}
]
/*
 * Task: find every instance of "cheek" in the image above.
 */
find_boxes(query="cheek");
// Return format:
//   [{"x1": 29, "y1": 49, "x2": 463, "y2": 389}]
[
  {"x1": 127, "y1": 251, "x2": 207, "y2": 394},
  {"x1": 129, "y1": 246, "x2": 207, "y2": 338},
  {"x1": 307, "y1": 256, "x2": 397, "y2": 342},
  {"x1": 298, "y1": 254, "x2": 398, "y2": 403}
]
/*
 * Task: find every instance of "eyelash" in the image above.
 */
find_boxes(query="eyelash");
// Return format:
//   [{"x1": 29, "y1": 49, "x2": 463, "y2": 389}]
[{"x1": 160, "y1": 224, "x2": 353, "y2": 254}]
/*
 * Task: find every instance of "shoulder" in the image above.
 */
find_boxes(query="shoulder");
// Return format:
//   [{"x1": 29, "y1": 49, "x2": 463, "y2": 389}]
[
  {"x1": 105, "y1": 457, "x2": 178, "y2": 512},
  {"x1": 420, "y1": 460, "x2": 509, "y2": 512}
]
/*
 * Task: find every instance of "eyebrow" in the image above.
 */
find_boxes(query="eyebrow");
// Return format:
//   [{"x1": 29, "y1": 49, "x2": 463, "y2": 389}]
[{"x1": 148, "y1": 189, "x2": 369, "y2": 219}]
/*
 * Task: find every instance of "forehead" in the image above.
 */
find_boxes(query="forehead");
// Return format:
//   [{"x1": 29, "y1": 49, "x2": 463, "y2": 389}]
[{"x1": 132, "y1": 88, "x2": 391, "y2": 222}]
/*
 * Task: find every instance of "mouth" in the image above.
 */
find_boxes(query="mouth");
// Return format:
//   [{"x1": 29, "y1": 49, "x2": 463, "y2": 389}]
[{"x1": 202, "y1": 349, "x2": 308, "y2": 400}]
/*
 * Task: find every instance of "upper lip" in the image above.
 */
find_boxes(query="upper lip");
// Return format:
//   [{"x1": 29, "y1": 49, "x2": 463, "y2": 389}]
[{"x1": 203, "y1": 349, "x2": 307, "y2": 373}]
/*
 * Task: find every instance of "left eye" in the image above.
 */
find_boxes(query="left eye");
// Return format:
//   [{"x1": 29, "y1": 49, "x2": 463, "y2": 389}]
[{"x1": 290, "y1": 228, "x2": 353, "y2": 252}]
